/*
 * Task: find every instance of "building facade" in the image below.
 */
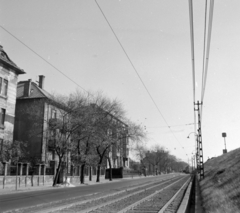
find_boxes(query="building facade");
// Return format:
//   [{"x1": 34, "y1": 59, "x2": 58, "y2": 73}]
[
  {"x1": 107, "y1": 119, "x2": 130, "y2": 169},
  {"x1": 0, "y1": 45, "x2": 25, "y2": 142},
  {"x1": 13, "y1": 76, "x2": 69, "y2": 172}
]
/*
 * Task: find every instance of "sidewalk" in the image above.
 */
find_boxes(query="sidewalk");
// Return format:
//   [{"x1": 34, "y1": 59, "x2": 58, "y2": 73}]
[{"x1": 0, "y1": 175, "x2": 145, "y2": 195}]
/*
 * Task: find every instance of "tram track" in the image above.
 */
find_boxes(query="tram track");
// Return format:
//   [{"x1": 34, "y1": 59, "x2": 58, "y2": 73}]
[
  {"x1": 48, "y1": 175, "x2": 190, "y2": 213},
  {"x1": 5, "y1": 174, "x2": 191, "y2": 213},
  {"x1": 28, "y1": 175, "x2": 179, "y2": 213}
]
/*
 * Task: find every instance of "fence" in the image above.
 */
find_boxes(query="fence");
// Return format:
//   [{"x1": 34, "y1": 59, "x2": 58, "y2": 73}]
[{"x1": 0, "y1": 162, "x2": 107, "y2": 189}]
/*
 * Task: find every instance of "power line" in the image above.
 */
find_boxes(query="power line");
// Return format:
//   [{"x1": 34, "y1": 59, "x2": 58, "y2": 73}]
[
  {"x1": 201, "y1": 0, "x2": 208, "y2": 105},
  {"x1": 94, "y1": 0, "x2": 169, "y2": 126},
  {"x1": 188, "y1": 0, "x2": 198, "y2": 151},
  {"x1": 0, "y1": 25, "x2": 90, "y2": 95},
  {"x1": 201, "y1": 0, "x2": 214, "y2": 105},
  {"x1": 95, "y1": 0, "x2": 187, "y2": 153},
  {"x1": 188, "y1": 0, "x2": 196, "y2": 105},
  {"x1": 188, "y1": 0, "x2": 214, "y2": 178},
  {"x1": 1, "y1": 3, "x2": 188, "y2": 155},
  {"x1": 147, "y1": 123, "x2": 194, "y2": 129}
]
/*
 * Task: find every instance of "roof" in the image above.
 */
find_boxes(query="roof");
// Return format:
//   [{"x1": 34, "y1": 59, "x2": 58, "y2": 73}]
[
  {"x1": 0, "y1": 45, "x2": 25, "y2": 75},
  {"x1": 17, "y1": 81, "x2": 53, "y2": 100},
  {"x1": 17, "y1": 80, "x2": 68, "y2": 111}
]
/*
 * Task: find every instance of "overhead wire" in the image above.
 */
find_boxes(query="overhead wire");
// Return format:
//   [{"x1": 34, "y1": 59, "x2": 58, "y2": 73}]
[
  {"x1": 147, "y1": 123, "x2": 194, "y2": 129},
  {"x1": 188, "y1": 0, "x2": 196, "y2": 105},
  {"x1": 188, "y1": 0, "x2": 214, "y2": 159},
  {"x1": 0, "y1": 25, "x2": 91, "y2": 95},
  {"x1": 188, "y1": 0, "x2": 198, "y2": 154},
  {"x1": 201, "y1": 0, "x2": 208, "y2": 106},
  {"x1": 201, "y1": 0, "x2": 214, "y2": 109},
  {"x1": 1, "y1": 2, "x2": 190, "y2": 157},
  {"x1": 95, "y1": 0, "x2": 187, "y2": 154}
]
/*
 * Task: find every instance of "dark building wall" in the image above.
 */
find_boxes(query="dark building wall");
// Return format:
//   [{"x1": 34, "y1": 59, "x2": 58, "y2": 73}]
[
  {"x1": 14, "y1": 98, "x2": 68, "y2": 164},
  {"x1": 14, "y1": 99, "x2": 45, "y2": 161}
]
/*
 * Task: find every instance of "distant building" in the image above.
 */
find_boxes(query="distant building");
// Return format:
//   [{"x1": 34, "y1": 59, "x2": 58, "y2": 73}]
[
  {"x1": 0, "y1": 45, "x2": 25, "y2": 142},
  {"x1": 107, "y1": 117, "x2": 130, "y2": 169},
  {"x1": 89, "y1": 104, "x2": 130, "y2": 171}
]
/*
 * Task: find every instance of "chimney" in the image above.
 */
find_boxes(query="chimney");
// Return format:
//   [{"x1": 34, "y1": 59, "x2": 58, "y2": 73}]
[
  {"x1": 23, "y1": 79, "x2": 32, "y2": 97},
  {"x1": 39, "y1": 75, "x2": 45, "y2": 89}
]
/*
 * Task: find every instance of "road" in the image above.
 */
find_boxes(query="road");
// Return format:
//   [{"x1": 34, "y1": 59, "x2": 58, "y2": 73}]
[{"x1": 0, "y1": 175, "x2": 176, "y2": 212}]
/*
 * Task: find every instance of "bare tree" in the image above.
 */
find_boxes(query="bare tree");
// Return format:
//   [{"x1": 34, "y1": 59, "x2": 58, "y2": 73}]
[
  {"x1": 91, "y1": 97, "x2": 124, "y2": 182},
  {"x1": 66, "y1": 92, "x2": 92, "y2": 184},
  {"x1": 142, "y1": 145, "x2": 170, "y2": 175},
  {"x1": 131, "y1": 141, "x2": 148, "y2": 176}
]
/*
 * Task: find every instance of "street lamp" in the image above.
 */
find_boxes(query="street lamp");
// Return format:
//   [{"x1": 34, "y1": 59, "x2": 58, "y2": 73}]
[
  {"x1": 187, "y1": 132, "x2": 198, "y2": 138},
  {"x1": 222, "y1": 132, "x2": 227, "y2": 154}
]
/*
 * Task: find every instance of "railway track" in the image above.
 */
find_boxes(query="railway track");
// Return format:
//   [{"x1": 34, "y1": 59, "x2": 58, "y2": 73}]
[{"x1": 45, "y1": 174, "x2": 191, "y2": 213}]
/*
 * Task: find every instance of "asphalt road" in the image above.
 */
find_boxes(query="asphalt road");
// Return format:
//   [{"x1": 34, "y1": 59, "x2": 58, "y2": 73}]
[{"x1": 0, "y1": 175, "x2": 175, "y2": 212}]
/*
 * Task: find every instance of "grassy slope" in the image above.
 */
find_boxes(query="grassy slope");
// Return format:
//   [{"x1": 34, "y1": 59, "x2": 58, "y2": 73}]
[{"x1": 200, "y1": 148, "x2": 240, "y2": 213}]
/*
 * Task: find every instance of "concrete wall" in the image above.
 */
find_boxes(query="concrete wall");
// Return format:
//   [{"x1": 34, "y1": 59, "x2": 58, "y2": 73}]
[
  {"x1": 0, "y1": 174, "x2": 105, "y2": 189},
  {"x1": 0, "y1": 175, "x2": 54, "y2": 188}
]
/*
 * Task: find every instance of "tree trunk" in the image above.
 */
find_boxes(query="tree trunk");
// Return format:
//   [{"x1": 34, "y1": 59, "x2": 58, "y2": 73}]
[
  {"x1": 89, "y1": 166, "x2": 92, "y2": 181},
  {"x1": 107, "y1": 157, "x2": 112, "y2": 181},
  {"x1": 96, "y1": 147, "x2": 108, "y2": 183},
  {"x1": 80, "y1": 164, "x2": 85, "y2": 184},
  {"x1": 96, "y1": 164, "x2": 101, "y2": 182},
  {"x1": 53, "y1": 160, "x2": 62, "y2": 186}
]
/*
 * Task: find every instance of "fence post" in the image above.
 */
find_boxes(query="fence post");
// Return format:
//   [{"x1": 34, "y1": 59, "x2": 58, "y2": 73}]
[
  {"x1": 18, "y1": 163, "x2": 23, "y2": 188},
  {"x1": 3, "y1": 162, "x2": 8, "y2": 189},
  {"x1": 25, "y1": 163, "x2": 29, "y2": 187},
  {"x1": 18, "y1": 163, "x2": 23, "y2": 176},
  {"x1": 36, "y1": 164, "x2": 41, "y2": 186},
  {"x1": 43, "y1": 164, "x2": 46, "y2": 185},
  {"x1": 16, "y1": 161, "x2": 18, "y2": 191}
]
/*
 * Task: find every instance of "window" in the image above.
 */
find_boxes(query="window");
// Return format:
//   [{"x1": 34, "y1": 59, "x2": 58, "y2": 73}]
[
  {"x1": 3, "y1": 79, "x2": 8, "y2": 96},
  {"x1": 0, "y1": 108, "x2": 6, "y2": 127},
  {"x1": 0, "y1": 138, "x2": 3, "y2": 157},
  {"x1": 0, "y1": 78, "x2": 8, "y2": 96},
  {"x1": 126, "y1": 148, "x2": 129, "y2": 156},
  {"x1": 51, "y1": 109, "x2": 57, "y2": 119},
  {"x1": 0, "y1": 77, "x2": 2, "y2": 94}
]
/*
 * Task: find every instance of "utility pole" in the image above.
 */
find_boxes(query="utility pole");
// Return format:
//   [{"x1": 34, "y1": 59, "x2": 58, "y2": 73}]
[
  {"x1": 196, "y1": 135, "x2": 200, "y2": 172},
  {"x1": 194, "y1": 101, "x2": 204, "y2": 180},
  {"x1": 191, "y1": 156, "x2": 193, "y2": 173},
  {"x1": 193, "y1": 154, "x2": 196, "y2": 170}
]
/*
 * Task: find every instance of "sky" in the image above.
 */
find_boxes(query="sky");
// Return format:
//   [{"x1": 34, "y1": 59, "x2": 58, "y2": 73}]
[{"x1": 1, "y1": 0, "x2": 240, "y2": 164}]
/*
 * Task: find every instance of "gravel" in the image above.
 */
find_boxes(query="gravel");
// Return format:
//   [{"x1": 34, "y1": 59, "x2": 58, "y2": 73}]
[{"x1": 53, "y1": 175, "x2": 189, "y2": 213}]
